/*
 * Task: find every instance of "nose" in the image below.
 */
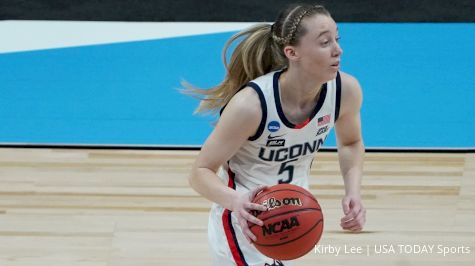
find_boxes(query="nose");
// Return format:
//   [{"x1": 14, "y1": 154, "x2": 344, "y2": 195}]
[{"x1": 333, "y1": 42, "x2": 343, "y2": 57}]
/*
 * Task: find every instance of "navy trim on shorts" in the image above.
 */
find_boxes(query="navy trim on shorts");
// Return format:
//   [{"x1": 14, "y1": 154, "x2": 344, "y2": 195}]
[
  {"x1": 273, "y1": 70, "x2": 327, "y2": 129},
  {"x1": 226, "y1": 210, "x2": 249, "y2": 266},
  {"x1": 247, "y1": 82, "x2": 267, "y2": 141},
  {"x1": 335, "y1": 71, "x2": 342, "y2": 122}
]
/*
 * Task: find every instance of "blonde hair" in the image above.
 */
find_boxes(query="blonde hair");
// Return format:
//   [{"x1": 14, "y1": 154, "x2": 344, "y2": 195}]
[{"x1": 184, "y1": 4, "x2": 331, "y2": 114}]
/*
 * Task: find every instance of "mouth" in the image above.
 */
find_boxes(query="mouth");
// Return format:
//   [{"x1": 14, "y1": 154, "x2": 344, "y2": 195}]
[{"x1": 330, "y1": 61, "x2": 340, "y2": 70}]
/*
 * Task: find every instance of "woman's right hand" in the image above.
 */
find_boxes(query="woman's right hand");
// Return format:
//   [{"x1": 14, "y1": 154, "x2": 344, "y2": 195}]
[{"x1": 231, "y1": 185, "x2": 268, "y2": 243}]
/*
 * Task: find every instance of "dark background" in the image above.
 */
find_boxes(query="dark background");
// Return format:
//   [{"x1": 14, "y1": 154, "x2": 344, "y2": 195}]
[{"x1": 1, "y1": 0, "x2": 474, "y2": 22}]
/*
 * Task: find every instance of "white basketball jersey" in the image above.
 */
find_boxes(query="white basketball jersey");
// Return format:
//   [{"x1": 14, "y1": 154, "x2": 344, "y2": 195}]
[
  {"x1": 218, "y1": 69, "x2": 341, "y2": 192},
  {"x1": 208, "y1": 70, "x2": 341, "y2": 266}
]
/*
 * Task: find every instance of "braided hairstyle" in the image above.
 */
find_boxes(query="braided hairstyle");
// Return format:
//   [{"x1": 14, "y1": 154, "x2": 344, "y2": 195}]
[
  {"x1": 184, "y1": 4, "x2": 331, "y2": 114},
  {"x1": 272, "y1": 4, "x2": 330, "y2": 47}
]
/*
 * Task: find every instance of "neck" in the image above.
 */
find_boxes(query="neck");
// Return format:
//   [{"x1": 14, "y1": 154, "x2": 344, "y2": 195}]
[{"x1": 279, "y1": 67, "x2": 326, "y2": 108}]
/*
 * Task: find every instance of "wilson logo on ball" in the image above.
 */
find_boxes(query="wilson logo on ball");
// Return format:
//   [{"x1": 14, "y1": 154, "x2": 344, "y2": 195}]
[
  {"x1": 263, "y1": 197, "x2": 302, "y2": 210},
  {"x1": 251, "y1": 197, "x2": 302, "y2": 217}
]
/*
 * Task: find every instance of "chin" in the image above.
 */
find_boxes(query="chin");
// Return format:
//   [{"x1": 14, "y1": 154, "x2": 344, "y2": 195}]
[
  {"x1": 325, "y1": 71, "x2": 338, "y2": 81},
  {"x1": 313, "y1": 70, "x2": 338, "y2": 83}
]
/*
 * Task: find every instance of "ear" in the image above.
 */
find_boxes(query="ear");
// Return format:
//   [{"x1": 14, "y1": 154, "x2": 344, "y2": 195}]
[{"x1": 283, "y1": 45, "x2": 299, "y2": 61}]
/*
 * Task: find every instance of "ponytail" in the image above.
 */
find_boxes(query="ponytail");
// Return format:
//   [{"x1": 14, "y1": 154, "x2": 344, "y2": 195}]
[{"x1": 183, "y1": 23, "x2": 286, "y2": 114}]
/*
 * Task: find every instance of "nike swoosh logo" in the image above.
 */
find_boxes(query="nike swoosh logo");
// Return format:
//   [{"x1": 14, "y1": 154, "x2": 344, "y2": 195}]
[{"x1": 268, "y1": 134, "x2": 285, "y2": 139}]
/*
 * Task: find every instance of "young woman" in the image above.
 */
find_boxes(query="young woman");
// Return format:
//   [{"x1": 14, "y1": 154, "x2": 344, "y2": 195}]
[{"x1": 186, "y1": 4, "x2": 366, "y2": 266}]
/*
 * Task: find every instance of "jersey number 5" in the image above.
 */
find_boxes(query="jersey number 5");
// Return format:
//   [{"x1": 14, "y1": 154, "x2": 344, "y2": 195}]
[{"x1": 278, "y1": 159, "x2": 297, "y2": 184}]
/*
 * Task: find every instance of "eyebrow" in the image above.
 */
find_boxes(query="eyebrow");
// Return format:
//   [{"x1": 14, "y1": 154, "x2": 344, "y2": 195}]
[
  {"x1": 317, "y1": 30, "x2": 330, "y2": 38},
  {"x1": 316, "y1": 27, "x2": 339, "y2": 38}
]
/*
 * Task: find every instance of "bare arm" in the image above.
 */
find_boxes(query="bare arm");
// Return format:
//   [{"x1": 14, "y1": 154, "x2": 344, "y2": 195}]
[
  {"x1": 335, "y1": 72, "x2": 366, "y2": 231},
  {"x1": 189, "y1": 87, "x2": 267, "y2": 241}
]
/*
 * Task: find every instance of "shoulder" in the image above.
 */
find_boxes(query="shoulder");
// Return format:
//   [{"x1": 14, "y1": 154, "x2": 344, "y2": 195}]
[
  {"x1": 219, "y1": 86, "x2": 262, "y2": 136},
  {"x1": 339, "y1": 71, "x2": 362, "y2": 102},
  {"x1": 225, "y1": 86, "x2": 261, "y2": 117},
  {"x1": 194, "y1": 86, "x2": 263, "y2": 171},
  {"x1": 338, "y1": 71, "x2": 363, "y2": 116}
]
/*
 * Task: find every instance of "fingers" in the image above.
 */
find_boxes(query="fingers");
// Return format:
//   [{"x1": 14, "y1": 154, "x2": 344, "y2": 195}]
[
  {"x1": 341, "y1": 207, "x2": 366, "y2": 231},
  {"x1": 245, "y1": 202, "x2": 268, "y2": 212},
  {"x1": 238, "y1": 209, "x2": 261, "y2": 243},
  {"x1": 250, "y1": 185, "x2": 268, "y2": 199},
  {"x1": 340, "y1": 196, "x2": 365, "y2": 231},
  {"x1": 342, "y1": 207, "x2": 365, "y2": 228},
  {"x1": 349, "y1": 224, "x2": 363, "y2": 232},
  {"x1": 234, "y1": 186, "x2": 269, "y2": 243},
  {"x1": 341, "y1": 204, "x2": 360, "y2": 223},
  {"x1": 240, "y1": 208, "x2": 263, "y2": 226},
  {"x1": 239, "y1": 216, "x2": 257, "y2": 242}
]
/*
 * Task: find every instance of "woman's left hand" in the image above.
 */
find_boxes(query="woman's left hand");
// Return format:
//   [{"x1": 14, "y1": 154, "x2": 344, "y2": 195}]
[{"x1": 340, "y1": 195, "x2": 366, "y2": 231}]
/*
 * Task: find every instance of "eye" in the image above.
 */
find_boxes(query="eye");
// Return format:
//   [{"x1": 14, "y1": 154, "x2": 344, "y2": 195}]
[{"x1": 336, "y1": 36, "x2": 341, "y2": 42}]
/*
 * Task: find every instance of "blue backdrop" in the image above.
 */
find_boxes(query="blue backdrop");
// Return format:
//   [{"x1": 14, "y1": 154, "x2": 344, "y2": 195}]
[{"x1": 1, "y1": 23, "x2": 474, "y2": 148}]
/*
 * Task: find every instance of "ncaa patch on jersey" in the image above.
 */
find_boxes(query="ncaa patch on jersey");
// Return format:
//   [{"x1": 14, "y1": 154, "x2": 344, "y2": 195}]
[{"x1": 268, "y1": 121, "x2": 280, "y2": 132}]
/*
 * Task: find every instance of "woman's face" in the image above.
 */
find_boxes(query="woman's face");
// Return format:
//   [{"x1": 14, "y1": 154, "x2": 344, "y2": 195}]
[{"x1": 291, "y1": 14, "x2": 343, "y2": 82}]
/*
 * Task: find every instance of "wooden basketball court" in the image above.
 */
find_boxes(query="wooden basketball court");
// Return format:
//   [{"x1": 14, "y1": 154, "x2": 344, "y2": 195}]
[{"x1": 0, "y1": 148, "x2": 473, "y2": 265}]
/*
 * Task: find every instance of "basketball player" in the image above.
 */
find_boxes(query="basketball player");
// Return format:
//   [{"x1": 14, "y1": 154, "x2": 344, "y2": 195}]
[{"x1": 186, "y1": 4, "x2": 366, "y2": 266}]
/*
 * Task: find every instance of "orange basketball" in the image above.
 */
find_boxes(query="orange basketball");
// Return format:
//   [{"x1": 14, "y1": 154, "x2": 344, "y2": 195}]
[{"x1": 249, "y1": 184, "x2": 323, "y2": 260}]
